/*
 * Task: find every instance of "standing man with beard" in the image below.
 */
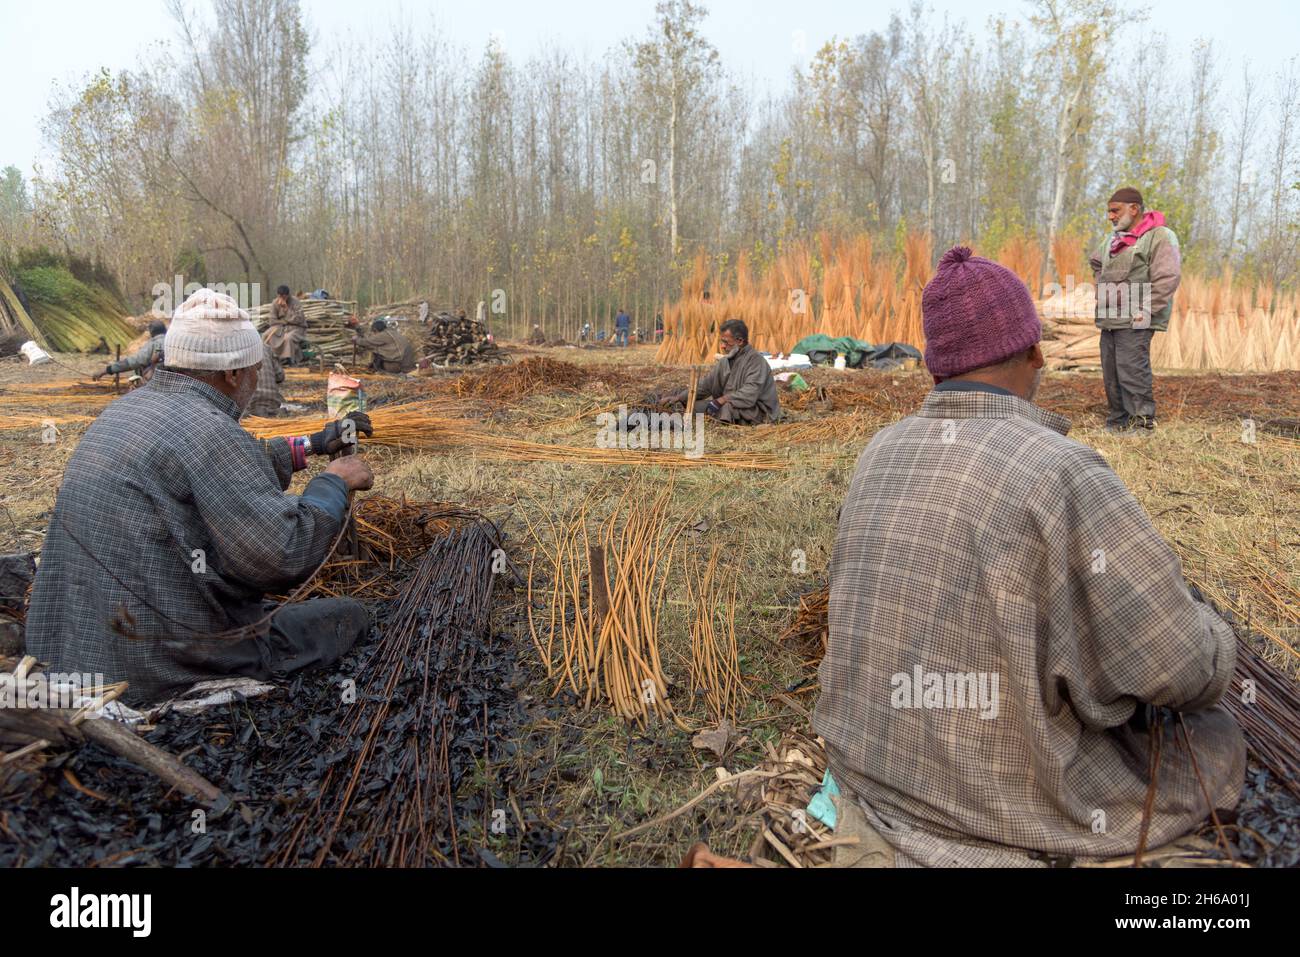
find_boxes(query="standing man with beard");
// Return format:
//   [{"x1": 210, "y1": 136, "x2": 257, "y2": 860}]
[{"x1": 1089, "y1": 187, "x2": 1181, "y2": 433}]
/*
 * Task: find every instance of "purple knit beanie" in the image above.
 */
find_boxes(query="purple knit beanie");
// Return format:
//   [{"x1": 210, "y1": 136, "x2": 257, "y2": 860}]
[{"x1": 922, "y1": 246, "x2": 1041, "y2": 380}]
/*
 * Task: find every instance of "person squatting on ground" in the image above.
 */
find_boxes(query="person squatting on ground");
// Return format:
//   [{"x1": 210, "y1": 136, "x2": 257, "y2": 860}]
[
  {"x1": 27, "y1": 289, "x2": 377, "y2": 704},
  {"x1": 661, "y1": 319, "x2": 781, "y2": 425},
  {"x1": 264, "y1": 284, "x2": 308, "y2": 365},
  {"x1": 92, "y1": 320, "x2": 167, "y2": 384},
  {"x1": 349, "y1": 317, "x2": 416, "y2": 373},
  {"x1": 813, "y1": 247, "x2": 1242, "y2": 867}
]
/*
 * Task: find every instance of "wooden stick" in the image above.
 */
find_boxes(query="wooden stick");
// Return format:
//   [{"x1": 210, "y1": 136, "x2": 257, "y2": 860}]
[
  {"x1": 612, "y1": 768, "x2": 782, "y2": 842},
  {"x1": 74, "y1": 715, "x2": 224, "y2": 804}
]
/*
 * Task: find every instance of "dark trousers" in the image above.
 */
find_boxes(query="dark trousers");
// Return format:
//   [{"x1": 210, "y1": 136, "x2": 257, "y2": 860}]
[
  {"x1": 170, "y1": 598, "x2": 368, "y2": 685},
  {"x1": 1099, "y1": 329, "x2": 1156, "y2": 426}
]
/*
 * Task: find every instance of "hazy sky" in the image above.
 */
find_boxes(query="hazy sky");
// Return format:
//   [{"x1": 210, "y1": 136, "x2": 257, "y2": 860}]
[{"x1": 2, "y1": 0, "x2": 1297, "y2": 179}]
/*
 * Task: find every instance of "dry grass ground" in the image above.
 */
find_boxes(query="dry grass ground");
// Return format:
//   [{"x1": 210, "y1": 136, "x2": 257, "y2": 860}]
[{"x1": 1, "y1": 342, "x2": 1296, "y2": 866}]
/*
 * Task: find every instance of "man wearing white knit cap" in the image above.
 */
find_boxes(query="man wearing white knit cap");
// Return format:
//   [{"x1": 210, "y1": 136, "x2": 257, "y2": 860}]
[{"x1": 28, "y1": 288, "x2": 377, "y2": 703}]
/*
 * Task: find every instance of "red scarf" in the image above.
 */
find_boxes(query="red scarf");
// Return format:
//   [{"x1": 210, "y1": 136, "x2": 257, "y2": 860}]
[{"x1": 1109, "y1": 210, "x2": 1165, "y2": 256}]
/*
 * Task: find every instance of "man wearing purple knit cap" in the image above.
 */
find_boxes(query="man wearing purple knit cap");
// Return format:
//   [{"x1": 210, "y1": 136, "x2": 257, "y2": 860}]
[{"x1": 813, "y1": 247, "x2": 1243, "y2": 868}]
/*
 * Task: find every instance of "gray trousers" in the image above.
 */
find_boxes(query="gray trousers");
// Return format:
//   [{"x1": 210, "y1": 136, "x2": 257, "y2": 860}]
[
  {"x1": 168, "y1": 598, "x2": 368, "y2": 685},
  {"x1": 1099, "y1": 329, "x2": 1156, "y2": 426}
]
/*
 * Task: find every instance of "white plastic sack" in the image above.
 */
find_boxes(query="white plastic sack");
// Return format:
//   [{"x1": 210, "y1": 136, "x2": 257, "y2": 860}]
[{"x1": 20, "y1": 340, "x2": 52, "y2": 366}]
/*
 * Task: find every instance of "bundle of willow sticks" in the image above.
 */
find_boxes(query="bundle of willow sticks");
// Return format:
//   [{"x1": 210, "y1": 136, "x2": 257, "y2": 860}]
[
  {"x1": 686, "y1": 543, "x2": 745, "y2": 725},
  {"x1": 1227, "y1": 640, "x2": 1300, "y2": 799},
  {"x1": 243, "y1": 400, "x2": 792, "y2": 470},
  {"x1": 524, "y1": 488, "x2": 688, "y2": 730},
  {"x1": 270, "y1": 519, "x2": 506, "y2": 866},
  {"x1": 284, "y1": 495, "x2": 484, "y2": 602}
]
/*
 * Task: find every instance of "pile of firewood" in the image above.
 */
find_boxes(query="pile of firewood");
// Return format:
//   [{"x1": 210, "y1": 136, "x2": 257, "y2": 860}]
[
  {"x1": 1039, "y1": 286, "x2": 1101, "y2": 370},
  {"x1": 423, "y1": 311, "x2": 502, "y2": 365},
  {"x1": 250, "y1": 298, "x2": 358, "y2": 363},
  {"x1": 365, "y1": 299, "x2": 452, "y2": 324}
]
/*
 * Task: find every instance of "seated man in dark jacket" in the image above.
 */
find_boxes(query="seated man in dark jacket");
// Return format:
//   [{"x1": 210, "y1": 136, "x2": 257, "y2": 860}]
[
  {"x1": 664, "y1": 319, "x2": 780, "y2": 424},
  {"x1": 350, "y1": 318, "x2": 416, "y2": 373},
  {"x1": 27, "y1": 290, "x2": 375, "y2": 704}
]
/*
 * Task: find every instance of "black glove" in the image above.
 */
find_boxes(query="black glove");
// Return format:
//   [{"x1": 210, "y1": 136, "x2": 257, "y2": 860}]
[
  {"x1": 705, "y1": 398, "x2": 723, "y2": 417},
  {"x1": 310, "y1": 412, "x2": 374, "y2": 455}
]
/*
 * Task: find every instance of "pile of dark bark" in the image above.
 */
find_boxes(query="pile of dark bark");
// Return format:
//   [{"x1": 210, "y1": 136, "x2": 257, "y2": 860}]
[{"x1": 0, "y1": 581, "x2": 528, "y2": 868}]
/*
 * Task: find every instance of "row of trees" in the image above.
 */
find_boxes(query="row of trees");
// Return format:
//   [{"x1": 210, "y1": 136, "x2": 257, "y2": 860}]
[{"x1": 4, "y1": 0, "x2": 1297, "y2": 340}]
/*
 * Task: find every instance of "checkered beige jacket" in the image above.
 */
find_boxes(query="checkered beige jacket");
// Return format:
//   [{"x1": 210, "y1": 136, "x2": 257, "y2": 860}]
[{"x1": 813, "y1": 387, "x2": 1244, "y2": 866}]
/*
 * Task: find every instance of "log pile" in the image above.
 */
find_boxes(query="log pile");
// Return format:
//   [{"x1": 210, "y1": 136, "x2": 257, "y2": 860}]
[
  {"x1": 365, "y1": 299, "x2": 448, "y2": 324},
  {"x1": 1039, "y1": 285, "x2": 1101, "y2": 371},
  {"x1": 423, "y1": 311, "x2": 502, "y2": 366},
  {"x1": 249, "y1": 298, "x2": 358, "y2": 363}
]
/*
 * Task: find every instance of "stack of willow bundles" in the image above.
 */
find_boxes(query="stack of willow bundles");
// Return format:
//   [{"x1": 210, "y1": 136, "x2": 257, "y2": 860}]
[
  {"x1": 0, "y1": 272, "x2": 42, "y2": 345},
  {"x1": 2, "y1": 265, "x2": 135, "y2": 354},
  {"x1": 1038, "y1": 285, "x2": 1101, "y2": 371},
  {"x1": 250, "y1": 298, "x2": 358, "y2": 363},
  {"x1": 424, "y1": 311, "x2": 500, "y2": 365}
]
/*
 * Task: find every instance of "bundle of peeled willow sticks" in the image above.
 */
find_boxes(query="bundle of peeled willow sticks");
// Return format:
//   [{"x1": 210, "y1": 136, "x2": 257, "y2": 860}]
[
  {"x1": 283, "y1": 495, "x2": 484, "y2": 602},
  {"x1": 244, "y1": 400, "x2": 793, "y2": 470},
  {"x1": 686, "y1": 543, "x2": 746, "y2": 724},
  {"x1": 270, "y1": 519, "x2": 504, "y2": 867},
  {"x1": 0, "y1": 411, "x2": 95, "y2": 431},
  {"x1": 524, "y1": 487, "x2": 689, "y2": 730}
]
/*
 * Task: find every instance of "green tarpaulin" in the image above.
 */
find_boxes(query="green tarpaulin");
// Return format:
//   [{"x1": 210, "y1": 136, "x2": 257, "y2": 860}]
[
  {"x1": 791, "y1": 334, "x2": 923, "y2": 370},
  {"x1": 791, "y1": 335, "x2": 876, "y2": 367}
]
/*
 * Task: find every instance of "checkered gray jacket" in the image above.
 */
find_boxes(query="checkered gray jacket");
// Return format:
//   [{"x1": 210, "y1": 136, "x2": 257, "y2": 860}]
[
  {"x1": 26, "y1": 369, "x2": 346, "y2": 703},
  {"x1": 812, "y1": 388, "x2": 1244, "y2": 866}
]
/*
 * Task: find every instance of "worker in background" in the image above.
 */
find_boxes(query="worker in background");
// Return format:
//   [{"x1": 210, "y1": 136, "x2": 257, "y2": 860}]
[
  {"x1": 350, "y1": 318, "x2": 416, "y2": 374},
  {"x1": 814, "y1": 247, "x2": 1242, "y2": 867},
  {"x1": 264, "y1": 284, "x2": 308, "y2": 366},
  {"x1": 662, "y1": 318, "x2": 780, "y2": 425},
  {"x1": 242, "y1": 351, "x2": 286, "y2": 418},
  {"x1": 1089, "y1": 187, "x2": 1181, "y2": 433},
  {"x1": 614, "y1": 308, "x2": 631, "y2": 347},
  {"x1": 27, "y1": 289, "x2": 375, "y2": 705},
  {"x1": 92, "y1": 320, "x2": 166, "y2": 383}
]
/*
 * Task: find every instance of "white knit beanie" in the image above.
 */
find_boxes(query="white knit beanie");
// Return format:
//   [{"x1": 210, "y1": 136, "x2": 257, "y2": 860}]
[{"x1": 165, "y1": 288, "x2": 264, "y2": 371}]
